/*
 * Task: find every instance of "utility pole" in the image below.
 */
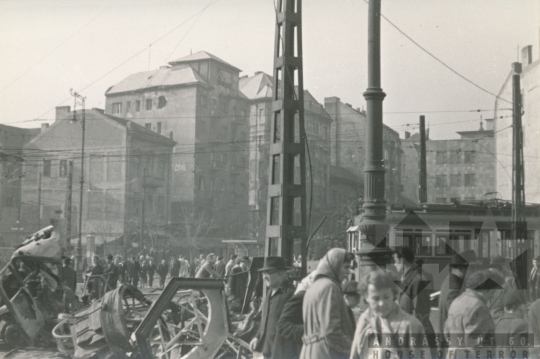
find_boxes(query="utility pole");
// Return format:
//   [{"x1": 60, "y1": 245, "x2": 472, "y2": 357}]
[
  {"x1": 511, "y1": 62, "x2": 526, "y2": 275},
  {"x1": 419, "y1": 115, "x2": 427, "y2": 204},
  {"x1": 37, "y1": 171, "x2": 42, "y2": 229},
  {"x1": 70, "y1": 89, "x2": 86, "y2": 277},
  {"x1": 266, "y1": 0, "x2": 307, "y2": 273},
  {"x1": 357, "y1": 0, "x2": 392, "y2": 271},
  {"x1": 65, "y1": 160, "x2": 73, "y2": 249},
  {"x1": 140, "y1": 169, "x2": 146, "y2": 252}
]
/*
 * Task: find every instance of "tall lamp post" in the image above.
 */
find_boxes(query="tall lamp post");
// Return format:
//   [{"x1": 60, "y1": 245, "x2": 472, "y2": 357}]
[{"x1": 70, "y1": 89, "x2": 86, "y2": 278}]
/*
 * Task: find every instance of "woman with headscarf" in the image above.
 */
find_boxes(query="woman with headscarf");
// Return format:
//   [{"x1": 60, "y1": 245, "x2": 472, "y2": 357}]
[{"x1": 300, "y1": 248, "x2": 355, "y2": 359}]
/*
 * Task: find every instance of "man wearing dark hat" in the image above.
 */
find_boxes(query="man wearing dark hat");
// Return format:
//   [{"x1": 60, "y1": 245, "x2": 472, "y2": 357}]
[
  {"x1": 228, "y1": 256, "x2": 250, "y2": 304},
  {"x1": 250, "y1": 257, "x2": 295, "y2": 359},
  {"x1": 105, "y1": 254, "x2": 119, "y2": 291},
  {"x1": 444, "y1": 269, "x2": 504, "y2": 357},
  {"x1": 393, "y1": 246, "x2": 435, "y2": 349},
  {"x1": 438, "y1": 249, "x2": 481, "y2": 334},
  {"x1": 495, "y1": 288, "x2": 529, "y2": 358}
]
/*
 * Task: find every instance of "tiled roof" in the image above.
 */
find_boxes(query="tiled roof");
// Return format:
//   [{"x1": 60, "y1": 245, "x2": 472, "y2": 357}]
[
  {"x1": 106, "y1": 66, "x2": 209, "y2": 95},
  {"x1": 240, "y1": 72, "x2": 331, "y2": 119},
  {"x1": 168, "y1": 51, "x2": 241, "y2": 72},
  {"x1": 239, "y1": 72, "x2": 273, "y2": 99}
]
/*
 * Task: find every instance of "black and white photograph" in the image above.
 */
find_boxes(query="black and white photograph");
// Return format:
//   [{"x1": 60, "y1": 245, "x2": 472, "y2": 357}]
[{"x1": 0, "y1": 0, "x2": 539, "y2": 358}]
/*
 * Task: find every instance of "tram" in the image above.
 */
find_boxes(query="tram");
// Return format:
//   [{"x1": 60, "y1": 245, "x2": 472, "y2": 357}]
[{"x1": 347, "y1": 200, "x2": 540, "y2": 288}]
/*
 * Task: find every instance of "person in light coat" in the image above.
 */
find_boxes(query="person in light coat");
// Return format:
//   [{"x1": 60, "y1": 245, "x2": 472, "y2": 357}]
[
  {"x1": 350, "y1": 270, "x2": 426, "y2": 359},
  {"x1": 300, "y1": 248, "x2": 355, "y2": 359},
  {"x1": 444, "y1": 269, "x2": 503, "y2": 359}
]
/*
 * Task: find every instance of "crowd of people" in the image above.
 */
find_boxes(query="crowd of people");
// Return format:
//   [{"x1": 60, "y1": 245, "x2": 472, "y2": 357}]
[
  {"x1": 54, "y1": 247, "x2": 540, "y2": 358},
  {"x1": 247, "y1": 248, "x2": 540, "y2": 359}
]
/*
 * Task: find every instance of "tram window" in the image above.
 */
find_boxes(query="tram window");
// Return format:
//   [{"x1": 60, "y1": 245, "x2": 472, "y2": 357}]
[
  {"x1": 435, "y1": 235, "x2": 450, "y2": 255},
  {"x1": 413, "y1": 234, "x2": 431, "y2": 256}
]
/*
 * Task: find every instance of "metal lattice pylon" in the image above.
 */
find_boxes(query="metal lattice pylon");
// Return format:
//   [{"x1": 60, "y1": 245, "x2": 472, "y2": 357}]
[{"x1": 265, "y1": 0, "x2": 307, "y2": 271}]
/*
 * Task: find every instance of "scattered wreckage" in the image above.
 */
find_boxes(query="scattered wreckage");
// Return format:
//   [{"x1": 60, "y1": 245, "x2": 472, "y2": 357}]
[{"x1": 0, "y1": 225, "x2": 260, "y2": 358}]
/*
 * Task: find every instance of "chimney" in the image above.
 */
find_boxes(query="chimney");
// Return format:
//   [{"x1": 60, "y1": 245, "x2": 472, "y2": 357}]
[
  {"x1": 254, "y1": 71, "x2": 264, "y2": 76},
  {"x1": 240, "y1": 75, "x2": 248, "y2": 79},
  {"x1": 55, "y1": 106, "x2": 71, "y2": 122},
  {"x1": 485, "y1": 118, "x2": 494, "y2": 131},
  {"x1": 41, "y1": 123, "x2": 49, "y2": 133},
  {"x1": 404, "y1": 131, "x2": 410, "y2": 139},
  {"x1": 345, "y1": 103, "x2": 352, "y2": 107},
  {"x1": 521, "y1": 45, "x2": 533, "y2": 66}
]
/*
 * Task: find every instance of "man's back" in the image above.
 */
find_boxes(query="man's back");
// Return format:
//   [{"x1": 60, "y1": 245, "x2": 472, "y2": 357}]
[
  {"x1": 215, "y1": 260, "x2": 226, "y2": 278},
  {"x1": 195, "y1": 262, "x2": 213, "y2": 278}
]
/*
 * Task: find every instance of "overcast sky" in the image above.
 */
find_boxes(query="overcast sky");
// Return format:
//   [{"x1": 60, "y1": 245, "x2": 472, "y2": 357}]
[{"x1": 0, "y1": 0, "x2": 538, "y2": 140}]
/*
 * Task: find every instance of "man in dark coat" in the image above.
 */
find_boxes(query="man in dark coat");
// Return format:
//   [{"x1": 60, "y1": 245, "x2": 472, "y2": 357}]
[
  {"x1": 249, "y1": 257, "x2": 295, "y2": 359},
  {"x1": 147, "y1": 260, "x2": 156, "y2": 288},
  {"x1": 85, "y1": 255, "x2": 104, "y2": 300},
  {"x1": 58, "y1": 257, "x2": 78, "y2": 313},
  {"x1": 104, "y1": 254, "x2": 119, "y2": 291},
  {"x1": 131, "y1": 256, "x2": 140, "y2": 288},
  {"x1": 495, "y1": 289, "x2": 528, "y2": 357},
  {"x1": 228, "y1": 256, "x2": 250, "y2": 303},
  {"x1": 214, "y1": 256, "x2": 226, "y2": 278},
  {"x1": 157, "y1": 259, "x2": 168, "y2": 289},
  {"x1": 170, "y1": 256, "x2": 180, "y2": 278},
  {"x1": 528, "y1": 256, "x2": 540, "y2": 302},
  {"x1": 439, "y1": 250, "x2": 481, "y2": 333}
]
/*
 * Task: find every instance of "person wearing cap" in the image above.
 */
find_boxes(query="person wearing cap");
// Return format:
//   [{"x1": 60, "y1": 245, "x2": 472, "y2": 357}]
[
  {"x1": 105, "y1": 254, "x2": 119, "y2": 291},
  {"x1": 195, "y1": 253, "x2": 219, "y2": 279},
  {"x1": 272, "y1": 271, "x2": 318, "y2": 359},
  {"x1": 494, "y1": 288, "x2": 528, "y2": 358},
  {"x1": 342, "y1": 280, "x2": 366, "y2": 324},
  {"x1": 228, "y1": 256, "x2": 250, "y2": 305},
  {"x1": 351, "y1": 270, "x2": 425, "y2": 359},
  {"x1": 444, "y1": 269, "x2": 504, "y2": 357},
  {"x1": 438, "y1": 249, "x2": 481, "y2": 335},
  {"x1": 250, "y1": 256, "x2": 295, "y2": 359},
  {"x1": 487, "y1": 255, "x2": 524, "y2": 325},
  {"x1": 300, "y1": 248, "x2": 355, "y2": 359}
]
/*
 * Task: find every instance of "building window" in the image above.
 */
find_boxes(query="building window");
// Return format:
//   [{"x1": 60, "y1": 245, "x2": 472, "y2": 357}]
[
  {"x1": 43, "y1": 160, "x2": 52, "y2": 177},
  {"x1": 145, "y1": 123, "x2": 151, "y2": 129},
  {"x1": 157, "y1": 122, "x2": 162, "y2": 134},
  {"x1": 145, "y1": 99, "x2": 153, "y2": 110},
  {"x1": 59, "y1": 160, "x2": 68, "y2": 177},
  {"x1": 436, "y1": 151, "x2": 447, "y2": 164},
  {"x1": 436, "y1": 175, "x2": 446, "y2": 187},
  {"x1": 157, "y1": 96, "x2": 167, "y2": 109},
  {"x1": 464, "y1": 151, "x2": 476, "y2": 163},
  {"x1": 112, "y1": 102, "x2": 122, "y2": 114},
  {"x1": 197, "y1": 176, "x2": 205, "y2": 191},
  {"x1": 450, "y1": 174, "x2": 462, "y2": 187},
  {"x1": 107, "y1": 152, "x2": 122, "y2": 182},
  {"x1": 464, "y1": 174, "x2": 475, "y2": 187},
  {"x1": 126, "y1": 101, "x2": 131, "y2": 112},
  {"x1": 448, "y1": 151, "x2": 461, "y2": 164},
  {"x1": 135, "y1": 100, "x2": 141, "y2": 112}
]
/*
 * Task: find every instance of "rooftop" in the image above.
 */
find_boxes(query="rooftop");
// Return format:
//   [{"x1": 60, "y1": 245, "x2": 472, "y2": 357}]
[
  {"x1": 168, "y1": 51, "x2": 241, "y2": 72},
  {"x1": 105, "y1": 66, "x2": 209, "y2": 96}
]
